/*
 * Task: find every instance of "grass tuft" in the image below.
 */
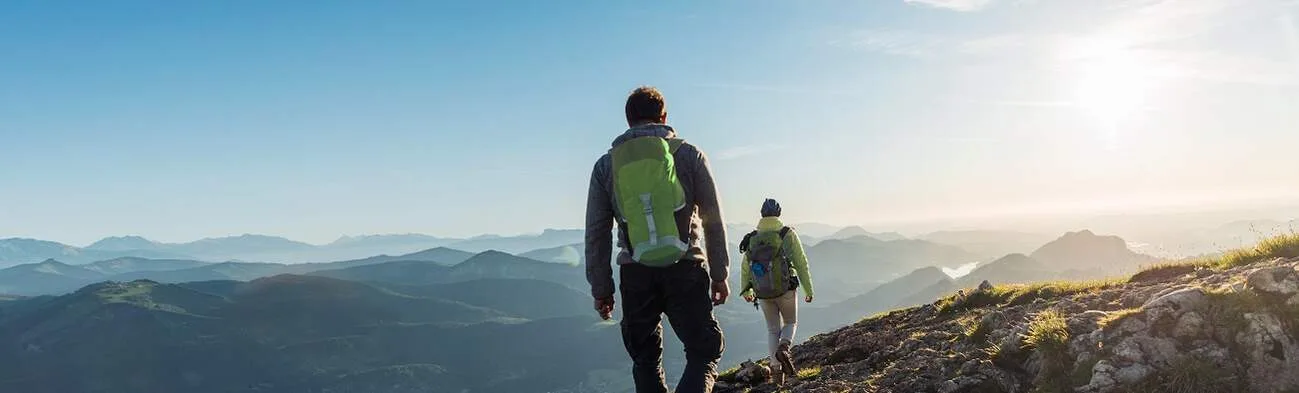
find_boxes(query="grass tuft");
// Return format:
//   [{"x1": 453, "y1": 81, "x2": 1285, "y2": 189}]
[
  {"x1": 1211, "y1": 233, "x2": 1299, "y2": 270},
  {"x1": 1025, "y1": 309, "x2": 1072, "y2": 393},
  {"x1": 796, "y1": 366, "x2": 822, "y2": 380},
  {"x1": 958, "y1": 313, "x2": 995, "y2": 344},
  {"x1": 1024, "y1": 310, "x2": 1070, "y2": 353}
]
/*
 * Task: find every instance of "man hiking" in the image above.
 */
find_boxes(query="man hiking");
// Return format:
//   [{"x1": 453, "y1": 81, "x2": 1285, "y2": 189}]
[
  {"x1": 739, "y1": 198, "x2": 814, "y2": 384},
  {"x1": 585, "y1": 86, "x2": 731, "y2": 393}
]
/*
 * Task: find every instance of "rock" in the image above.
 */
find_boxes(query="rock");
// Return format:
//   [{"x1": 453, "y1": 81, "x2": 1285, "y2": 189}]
[
  {"x1": 1246, "y1": 266, "x2": 1299, "y2": 296},
  {"x1": 1070, "y1": 330, "x2": 1102, "y2": 359},
  {"x1": 1236, "y1": 313, "x2": 1299, "y2": 392},
  {"x1": 1081, "y1": 359, "x2": 1119, "y2": 393},
  {"x1": 733, "y1": 360, "x2": 771, "y2": 384},
  {"x1": 1173, "y1": 311, "x2": 1206, "y2": 340},
  {"x1": 1142, "y1": 287, "x2": 1207, "y2": 325},
  {"x1": 1128, "y1": 335, "x2": 1180, "y2": 368},
  {"x1": 1068, "y1": 310, "x2": 1108, "y2": 335},
  {"x1": 938, "y1": 379, "x2": 960, "y2": 393},
  {"x1": 1109, "y1": 337, "x2": 1146, "y2": 364},
  {"x1": 1113, "y1": 363, "x2": 1153, "y2": 385},
  {"x1": 977, "y1": 280, "x2": 994, "y2": 292},
  {"x1": 1057, "y1": 298, "x2": 1086, "y2": 314},
  {"x1": 1189, "y1": 344, "x2": 1232, "y2": 367},
  {"x1": 1111, "y1": 315, "x2": 1149, "y2": 337}
]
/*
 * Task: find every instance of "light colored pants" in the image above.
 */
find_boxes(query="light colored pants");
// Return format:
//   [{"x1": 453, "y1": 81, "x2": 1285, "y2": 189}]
[{"x1": 759, "y1": 290, "x2": 798, "y2": 372}]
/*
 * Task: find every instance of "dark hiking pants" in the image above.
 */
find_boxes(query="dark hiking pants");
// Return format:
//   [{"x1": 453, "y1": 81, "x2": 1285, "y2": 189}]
[{"x1": 620, "y1": 261, "x2": 725, "y2": 393}]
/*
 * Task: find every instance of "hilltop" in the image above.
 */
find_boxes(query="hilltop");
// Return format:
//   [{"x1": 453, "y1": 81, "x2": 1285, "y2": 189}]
[{"x1": 718, "y1": 234, "x2": 1299, "y2": 393}]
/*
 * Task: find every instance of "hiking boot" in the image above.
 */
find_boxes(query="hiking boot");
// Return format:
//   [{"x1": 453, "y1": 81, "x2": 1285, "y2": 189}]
[{"x1": 776, "y1": 341, "x2": 796, "y2": 378}]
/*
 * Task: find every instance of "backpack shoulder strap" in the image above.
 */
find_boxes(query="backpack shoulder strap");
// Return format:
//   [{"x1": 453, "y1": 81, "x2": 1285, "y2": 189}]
[
  {"x1": 667, "y1": 138, "x2": 686, "y2": 154},
  {"x1": 739, "y1": 230, "x2": 757, "y2": 253},
  {"x1": 779, "y1": 226, "x2": 792, "y2": 238}
]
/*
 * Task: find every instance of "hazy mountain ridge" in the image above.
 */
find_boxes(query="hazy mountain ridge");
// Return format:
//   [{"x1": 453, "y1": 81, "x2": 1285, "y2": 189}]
[
  {"x1": 0, "y1": 277, "x2": 625, "y2": 393},
  {"x1": 0, "y1": 247, "x2": 541, "y2": 297}
]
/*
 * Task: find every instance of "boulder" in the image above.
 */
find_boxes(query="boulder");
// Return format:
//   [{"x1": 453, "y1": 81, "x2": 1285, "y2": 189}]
[
  {"x1": 1236, "y1": 313, "x2": 1299, "y2": 392},
  {"x1": 733, "y1": 360, "x2": 771, "y2": 384},
  {"x1": 1173, "y1": 311, "x2": 1206, "y2": 340},
  {"x1": 1246, "y1": 266, "x2": 1299, "y2": 296},
  {"x1": 1142, "y1": 287, "x2": 1207, "y2": 325},
  {"x1": 1080, "y1": 359, "x2": 1119, "y2": 393}
]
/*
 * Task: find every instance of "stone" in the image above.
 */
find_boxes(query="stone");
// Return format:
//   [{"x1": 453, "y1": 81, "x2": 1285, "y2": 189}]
[
  {"x1": 977, "y1": 280, "x2": 994, "y2": 292},
  {"x1": 1081, "y1": 360, "x2": 1119, "y2": 393},
  {"x1": 1113, "y1": 363, "x2": 1153, "y2": 385},
  {"x1": 1109, "y1": 337, "x2": 1146, "y2": 364},
  {"x1": 1173, "y1": 311, "x2": 1206, "y2": 340},
  {"x1": 938, "y1": 379, "x2": 960, "y2": 393},
  {"x1": 1112, "y1": 315, "x2": 1149, "y2": 337},
  {"x1": 1189, "y1": 344, "x2": 1232, "y2": 367},
  {"x1": 1068, "y1": 310, "x2": 1108, "y2": 335},
  {"x1": 1236, "y1": 313, "x2": 1299, "y2": 391},
  {"x1": 1142, "y1": 287, "x2": 1207, "y2": 324},
  {"x1": 1246, "y1": 266, "x2": 1299, "y2": 296},
  {"x1": 734, "y1": 360, "x2": 771, "y2": 384},
  {"x1": 1128, "y1": 335, "x2": 1180, "y2": 368}
]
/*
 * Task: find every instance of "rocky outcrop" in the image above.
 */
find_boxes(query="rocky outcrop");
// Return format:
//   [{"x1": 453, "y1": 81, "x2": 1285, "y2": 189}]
[{"x1": 718, "y1": 257, "x2": 1299, "y2": 393}]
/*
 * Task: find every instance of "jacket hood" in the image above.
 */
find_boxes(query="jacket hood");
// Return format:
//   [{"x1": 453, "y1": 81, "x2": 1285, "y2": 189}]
[
  {"x1": 758, "y1": 217, "x2": 785, "y2": 231},
  {"x1": 612, "y1": 124, "x2": 677, "y2": 147}
]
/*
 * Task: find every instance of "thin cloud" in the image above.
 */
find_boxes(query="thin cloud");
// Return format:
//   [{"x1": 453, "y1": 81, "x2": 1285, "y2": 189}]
[
  {"x1": 835, "y1": 29, "x2": 948, "y2": 58},
  {"x1": 716, "y1": 144, "x2": 782, "y2": 161},
  {"x1": 851, "y1": 0, "x2": 1299, "y2": 86},
  {"x1": 692, "y1": 82, "x2": 862, "y2": 96},
  {"x1": 904, "y1": 0, "x2": 994, "y2": 12}
]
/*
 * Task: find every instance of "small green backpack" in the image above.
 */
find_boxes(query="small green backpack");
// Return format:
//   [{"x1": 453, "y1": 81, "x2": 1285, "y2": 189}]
[
  {"x1": 610, "y1": 136, "x2": 688, "y2": 267},
  {"x1": 741, "y1": 227, "x2": 793, "y2": 299}
]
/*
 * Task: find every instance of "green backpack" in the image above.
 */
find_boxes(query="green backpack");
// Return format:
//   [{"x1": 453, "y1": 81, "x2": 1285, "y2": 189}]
[
  {"x1": 741, "y1": 227, "x2": 793, "y2": 299},
  {"x1": 610, "y1": 136, "x2": 688, "y2": 267}
]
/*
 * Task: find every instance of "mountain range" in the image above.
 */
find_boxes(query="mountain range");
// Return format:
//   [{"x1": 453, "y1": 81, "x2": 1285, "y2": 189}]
[
  {"x1": 0, "y1": 227, "x2": 1166, "y2": 393},
  {"x1": 0, "y1": 247, "x2": 577, "y2": 297}
]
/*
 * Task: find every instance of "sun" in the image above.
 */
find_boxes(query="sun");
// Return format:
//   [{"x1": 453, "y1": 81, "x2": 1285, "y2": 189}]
[{"x1": 1072, "y1": 53, "x2": 1155, "y2": 148}]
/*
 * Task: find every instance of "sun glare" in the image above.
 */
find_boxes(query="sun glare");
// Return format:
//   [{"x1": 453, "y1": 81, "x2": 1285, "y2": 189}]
[{"x1": 1073, "y1": 53, "x2": 1155, "y2": 148}]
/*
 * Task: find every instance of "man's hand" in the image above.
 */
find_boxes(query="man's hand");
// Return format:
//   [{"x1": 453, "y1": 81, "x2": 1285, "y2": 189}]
[
  {"x1": 711, "y1": 280, "x2": 730, "y2": 306},
  {"x1": 594, "y1": 297, "x2": 615, "y2": 320},
  {"x1": 743, "y1": 293, "x2": 755, "y2": 303},
  {"x1": 805, "y1": 295, "x2": 814, "y2": 303}
]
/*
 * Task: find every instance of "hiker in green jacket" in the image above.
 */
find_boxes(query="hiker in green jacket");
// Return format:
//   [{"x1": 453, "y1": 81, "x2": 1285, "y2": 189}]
[{"x1": 740, "y1": 199, "x2": 813, "y2": 383}]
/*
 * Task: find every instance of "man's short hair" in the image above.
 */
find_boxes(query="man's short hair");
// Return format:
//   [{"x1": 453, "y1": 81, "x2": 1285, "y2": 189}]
[{"x1": 625, "y1": 86, "x2": 667, "y2": 125}]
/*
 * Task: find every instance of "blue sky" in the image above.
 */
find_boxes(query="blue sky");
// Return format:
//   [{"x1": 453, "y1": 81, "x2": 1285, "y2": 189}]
[{"x1": 3, "y1": 0, "x2": 1298, "y2": 245}]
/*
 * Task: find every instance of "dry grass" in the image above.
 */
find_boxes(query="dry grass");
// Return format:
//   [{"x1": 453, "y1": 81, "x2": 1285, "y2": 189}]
[
  {"x1": 1129, "y1": 262, "x2": 1205, "y2": 283},
  {"x1": 1128, "y1": 233, "x2": 1299, "y2": 286},
  {"x1": 1025, "y1": 309, "x2": 1072, "y2": 393},
  {"x1": 958, "y1": 313, "x2": 994, "y2": 344},
  {"x1": 796, "y1": 366, "x2": 822, "y2": 380},
  {"x1": 937, "y1": 280, "x2": 1121, "y2": 315},
  {"x1": 1098, "y1": 308, "x2": 1143, "y2": 329}
]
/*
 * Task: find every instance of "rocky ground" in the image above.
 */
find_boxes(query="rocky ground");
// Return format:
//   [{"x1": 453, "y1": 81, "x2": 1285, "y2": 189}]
[{"x1": 718, "y1": 256, "x2": 1299, "y2": 393}]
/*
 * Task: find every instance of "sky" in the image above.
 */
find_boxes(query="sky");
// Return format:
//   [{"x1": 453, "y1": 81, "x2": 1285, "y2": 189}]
[{"x1": 2, "y1": 0, "x2": 1298, "y2": 246}]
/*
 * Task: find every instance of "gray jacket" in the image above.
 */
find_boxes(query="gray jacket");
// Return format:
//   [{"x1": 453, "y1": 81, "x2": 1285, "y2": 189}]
[{"x1": 584, "y1": 124, "x2": 730, "y2": 299}]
